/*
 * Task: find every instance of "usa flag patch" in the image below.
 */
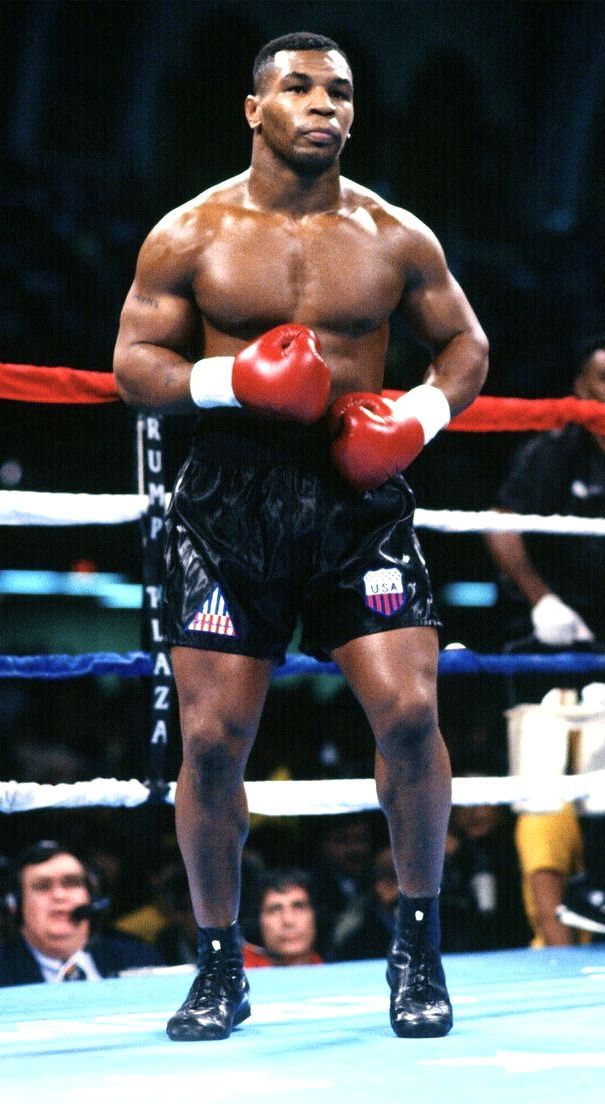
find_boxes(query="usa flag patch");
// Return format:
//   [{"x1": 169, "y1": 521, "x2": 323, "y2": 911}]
[
  {"x1": 186, "y1": 586, "x2": 238, "y2": 637},
  {"x1": 363, "y1": 567, "x2": 408, "y2": 616}
]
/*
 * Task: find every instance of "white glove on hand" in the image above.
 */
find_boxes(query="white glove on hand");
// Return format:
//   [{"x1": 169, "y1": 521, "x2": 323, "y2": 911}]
[{"x1": 531, "y1": 593, "x2": 595, "y2": 646}]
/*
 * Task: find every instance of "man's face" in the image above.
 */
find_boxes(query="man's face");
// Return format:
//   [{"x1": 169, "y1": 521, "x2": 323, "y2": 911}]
[
  {"x1": 576, "y1": 349, "x2": 605, "y2": 404},
  {"x1": 259, "y1": 885, "x2": 317, "y2": 962},
  {"x1": 323, "y1": 820, "x2": 371, "y2": 877},
  {"x1": 20, "y1": 852, "x2": 91, "y2": 959},
  {"x1": 451, "y1": 803, "x2": 501, "y2": 840},
  {"x1": 246, "y1": 49, "x2": 354, "y2": 169}
]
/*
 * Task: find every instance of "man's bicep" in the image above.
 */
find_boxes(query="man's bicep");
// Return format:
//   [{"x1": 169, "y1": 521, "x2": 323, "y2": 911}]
[
  {"x1": 113, "y1": 220, "x2": 204, "y2": 411},
  {"x1": 117, "y1": 223, "x2": 199, "y2": 352},
  {"x1": 117, "y1": 281, "x2": 198, "y2": 355},
  {"x1": 400, "y1": 266, "x2": 481, "y2": 355},
  {"x1": 113, "y1": 284, "x2": 199, "y2": 410}
]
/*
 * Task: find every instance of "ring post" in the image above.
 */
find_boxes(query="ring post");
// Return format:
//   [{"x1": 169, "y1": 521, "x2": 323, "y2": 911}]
[{"x1": 137, "y1": 413, "x2": 172, "y2": 800}]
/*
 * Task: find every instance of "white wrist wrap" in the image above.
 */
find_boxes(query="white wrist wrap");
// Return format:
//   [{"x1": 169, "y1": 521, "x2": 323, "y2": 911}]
[
  {"x1": 189, "y1": 356, "x2": 240, "y2": 408},
  {"x1": 392, "y1": 384, "x2": 451, "y2": 443}
]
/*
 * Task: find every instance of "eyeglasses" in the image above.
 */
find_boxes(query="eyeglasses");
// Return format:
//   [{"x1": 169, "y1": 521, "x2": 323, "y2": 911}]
[{"x1": 27, "y1": 874, "x2": 88, "y2": 894}]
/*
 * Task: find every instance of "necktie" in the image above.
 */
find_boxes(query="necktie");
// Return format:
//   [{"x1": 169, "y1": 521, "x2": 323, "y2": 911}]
[{"x1": 61, "y1": 962, "x2": 87, "y2": 981}]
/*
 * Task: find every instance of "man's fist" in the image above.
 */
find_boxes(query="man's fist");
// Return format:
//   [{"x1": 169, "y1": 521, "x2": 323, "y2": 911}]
[
  {"x1": 531, "y1": 593, "x2": 595, "y2": 646},
  {"x1": 189, "y1": 324, "x2": 330, "y2": 423},
  {"x1": 328, "y1": 393, "x2": 423, "y2": 490},
  {"x1": 329, "y1": 385, "x2": 451, "y2": 490},
  {"x1": 232, "y1": 324, "x2": 330, "y2": 423}
]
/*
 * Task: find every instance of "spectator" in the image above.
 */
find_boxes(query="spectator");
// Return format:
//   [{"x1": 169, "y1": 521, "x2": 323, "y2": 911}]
[
  {"x1": 331, "y1": 844, "x2": 399, "y2": 961},
  {"x1": 310, "y1": 813, "x2": 375, "y2": 957},
  {"x1": 515, "y1": 804, "x2": 586, "y2": 946},
  {"x1": 485, "y1": 333, "x2": 605, "y2": 649},
  {"x1": 242, "y1": 868, "x2": 323, "y2": 968},
  {"x1": 332, "y1": 804, "x2": 530, "y2": 960},
  {"x1": 114, "y1": 857, "x2": 183, "y2": 946},
  {"x1": 0, "y1": 840, "x2": 164, "y2": 986},
  {"x1": 117, "y1": 849, "x2": 263, "y2": 953},
  {"x1": 440, "y1": 784, "x2": 530, "y2": 952},
  {"x1": 485, "y1": 332, "x2": 605, "y2": 938},
  {"x1": 153, "y1": 867, "x2": 198, "y2": 966}
]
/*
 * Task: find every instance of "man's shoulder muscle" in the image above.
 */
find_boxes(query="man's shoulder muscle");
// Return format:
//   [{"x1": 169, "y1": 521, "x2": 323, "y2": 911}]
[
  {"x1": 155, "y1": 172, "x2": 249, "y2": 231},
  {"x1": 139, "y1": 173, "x2": 249, "y2": 285},
  {"x1": 341, "y1": 178, "x2": 439, "y2": 235},
  {"x1": 341, "y1": 178, "x2": 446, "y2": 279}
]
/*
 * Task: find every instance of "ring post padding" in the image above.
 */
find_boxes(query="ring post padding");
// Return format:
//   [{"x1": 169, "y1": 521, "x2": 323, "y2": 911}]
[{"x1": 137, "y1": 414, "x2": 172, "y2": 796}]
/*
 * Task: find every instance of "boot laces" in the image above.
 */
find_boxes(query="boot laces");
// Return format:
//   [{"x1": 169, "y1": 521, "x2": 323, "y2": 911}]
[
  {"x1": 188, "y1": 947, "x2": 240, "y2": 1008},
  {"x1": 391, "y1": 923, "x2": 433, "y2": 997}
]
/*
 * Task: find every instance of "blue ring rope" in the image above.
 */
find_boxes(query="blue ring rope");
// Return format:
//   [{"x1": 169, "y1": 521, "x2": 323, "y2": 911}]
[{"x1": 2, "y1": 650, "x2": 605, "y2": 679}]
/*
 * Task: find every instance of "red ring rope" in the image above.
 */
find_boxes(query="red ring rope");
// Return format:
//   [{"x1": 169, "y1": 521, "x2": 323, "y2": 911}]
[{"x1": 2, "y1": 362, "x2": 605, "y2": 433}]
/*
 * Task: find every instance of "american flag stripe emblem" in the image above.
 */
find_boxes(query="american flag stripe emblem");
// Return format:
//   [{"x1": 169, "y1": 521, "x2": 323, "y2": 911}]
[
  {"x1": 367, "y1": 591, "x2": 406, "y2": 616},
  {"x1": 363, "y1": 567, "x2": 407, "y2": 617},
  {"x1": 186, "y1": 587, "x2": 237, "y2": 637}
]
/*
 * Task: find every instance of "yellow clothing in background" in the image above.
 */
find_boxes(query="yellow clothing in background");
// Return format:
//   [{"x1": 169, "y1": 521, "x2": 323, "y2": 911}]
[{"x1": 515, "y1": 804, "x2": 585, "y2": 947}]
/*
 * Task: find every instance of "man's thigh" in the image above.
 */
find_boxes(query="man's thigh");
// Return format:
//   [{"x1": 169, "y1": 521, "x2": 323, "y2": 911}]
[
  {"x1": 171, "y1": 646, "x2": 273, "y2": 742},
  {"x1": 331, "y1": 626, "x2": 440, "y2": 724},
  {"x1": 300, "y1": 476, "x2": 441, "y2": 661}
]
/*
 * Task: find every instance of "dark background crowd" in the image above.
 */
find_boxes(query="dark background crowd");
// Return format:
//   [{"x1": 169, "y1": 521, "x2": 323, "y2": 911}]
[{"x1": 2, "y1": 0, "x2": 605, "y2": 962}]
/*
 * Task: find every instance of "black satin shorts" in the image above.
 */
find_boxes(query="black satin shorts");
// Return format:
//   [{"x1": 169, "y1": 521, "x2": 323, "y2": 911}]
[{"x1": 162, "y1": 411, "x2": 441, "y2": 663}]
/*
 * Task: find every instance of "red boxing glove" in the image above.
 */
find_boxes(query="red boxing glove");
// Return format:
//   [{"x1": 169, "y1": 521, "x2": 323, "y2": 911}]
[
  {"x1": 232, "y1": 324, "x2": 330, "y2": 423},
  {"x1": 329, "y1": 386, "x2": 450, "y2": 490}
]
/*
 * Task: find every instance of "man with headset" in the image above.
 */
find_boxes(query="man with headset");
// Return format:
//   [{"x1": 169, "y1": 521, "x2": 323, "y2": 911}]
[{"x1": 0, "y1": 840, "x2": 163, "y2": 986}]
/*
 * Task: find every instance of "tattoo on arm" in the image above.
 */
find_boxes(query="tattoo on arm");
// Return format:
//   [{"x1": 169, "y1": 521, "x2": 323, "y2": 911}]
[
  {"x1": 162, "y1": 368, "x2": 180, "y2": 390},
  {"x1": 134, "y1": 293, "x2": 160, "y2": 309}
]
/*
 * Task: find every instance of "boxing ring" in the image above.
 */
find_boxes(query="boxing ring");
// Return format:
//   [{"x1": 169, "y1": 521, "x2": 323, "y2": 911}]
[
  {"x1": 2, "y1": 362, "x2": 605, "y2": 1102},
  {"x1": 2, "y1": 947, "x2": 605, "y2": 1104}
]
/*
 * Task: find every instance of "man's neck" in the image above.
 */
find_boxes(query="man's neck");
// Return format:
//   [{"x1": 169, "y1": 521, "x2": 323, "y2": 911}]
[{"x1": 247, "y1": 147, "x2": 343, "y2": 216}]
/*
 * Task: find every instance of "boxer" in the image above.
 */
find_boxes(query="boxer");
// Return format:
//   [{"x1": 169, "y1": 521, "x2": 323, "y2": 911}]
[{"x1": 114, "y1": 31, "x2": 488, "y2": 1041}]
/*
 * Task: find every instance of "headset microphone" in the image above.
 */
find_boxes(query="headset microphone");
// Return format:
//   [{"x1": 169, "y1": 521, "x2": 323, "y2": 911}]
[{"x1": 70, "y1": 897, "x2": 110, "y2": 923}]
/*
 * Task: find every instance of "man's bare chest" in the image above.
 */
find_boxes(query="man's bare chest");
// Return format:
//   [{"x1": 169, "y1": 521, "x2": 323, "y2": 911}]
[{"x1": 192, "y1": 218, "x2": 405, "y2": 337}]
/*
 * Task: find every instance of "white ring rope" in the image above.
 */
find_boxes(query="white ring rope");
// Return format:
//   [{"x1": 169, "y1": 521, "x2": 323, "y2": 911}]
[
  {"x1": 3, "y1": 485, "x2": 604, "y2": 816},
  {"x1": 2, "y1": 771, "x2": 605, "y2": 815},
  {"x1": 414, "y1": 508, "x2": 605, "y2": 537},
  {"x1": 0, "y1": 491, "x2": 147, "y2": 526},
  {"x1": 2, "y1": 490, "x2": 605, "y2": 536}
]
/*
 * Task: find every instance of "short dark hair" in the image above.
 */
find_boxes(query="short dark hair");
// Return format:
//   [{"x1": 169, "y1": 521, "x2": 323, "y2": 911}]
[
  {"x1": 258, "y1": 866, "x2": 314, "y2": 905},
  {"x1": 253, "y1": 32, "x2": 351, "y2": 91},
  {"x1": 13, "y1": 839, "x2": 86, "y2": 878}
]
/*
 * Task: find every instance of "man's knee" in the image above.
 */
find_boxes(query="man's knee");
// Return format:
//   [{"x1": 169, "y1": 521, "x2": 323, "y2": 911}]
[
  {"x1": 372, "y1": 685, "x2": 437, "y2": 762},
  {"x1": 181, "y1": 718, "x2": 254, "y2": 793}
]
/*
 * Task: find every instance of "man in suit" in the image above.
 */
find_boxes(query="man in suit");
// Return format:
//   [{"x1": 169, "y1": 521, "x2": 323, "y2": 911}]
[{"x1": 0, "y1": 840, "x2": 163, "y2": 986}]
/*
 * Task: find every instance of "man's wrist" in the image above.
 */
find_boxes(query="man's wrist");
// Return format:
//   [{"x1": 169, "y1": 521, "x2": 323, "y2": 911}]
[
  {"x1": 392, "y1": 384, "x2": 451, "y2": 443},
  {"x1": 531, "y1": 592, "x2": 555, "y2": 608},
  {"x1": 189, "y1": 356, "x2": 240, "y2": 408}
]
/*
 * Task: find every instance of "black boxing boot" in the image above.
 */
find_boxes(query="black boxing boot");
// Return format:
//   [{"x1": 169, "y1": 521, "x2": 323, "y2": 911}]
[
  {"x1": 386, "y1": 892, "x2": 453, "y2": 1038},
  {"x1": 166, "y1": 922, "x2": 250, "y2": 1041}
]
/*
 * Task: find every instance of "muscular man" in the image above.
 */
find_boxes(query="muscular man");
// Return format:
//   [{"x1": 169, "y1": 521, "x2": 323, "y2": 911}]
[{"x1": 114, "y1": 32, "x2": 488, "y2": 1041}]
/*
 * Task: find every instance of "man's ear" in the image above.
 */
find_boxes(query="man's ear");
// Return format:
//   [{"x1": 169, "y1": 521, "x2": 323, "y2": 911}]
[{"x1": 245, "y1": 95, "x2": 261, "y2": 130}]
